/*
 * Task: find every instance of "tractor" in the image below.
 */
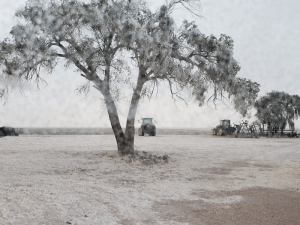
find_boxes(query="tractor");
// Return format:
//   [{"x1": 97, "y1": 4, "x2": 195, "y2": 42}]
[
  {"x1": 212, "y1": 120, "x2": 236, "y2": 136},
  {"x1": 0, "y1": 126, "x2": 22, "y2": 138},
  {"x1": 138, "y1": 118, "x2": 156, "y2": 136}
]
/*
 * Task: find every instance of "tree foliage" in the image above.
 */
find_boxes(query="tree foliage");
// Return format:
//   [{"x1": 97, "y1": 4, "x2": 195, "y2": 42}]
[
  {"x1": 254, "y1": 91, "x2": 300, "y2": 131},
  {"x1": 0, "y1": 0, "x2": 260, "y2": 154}
]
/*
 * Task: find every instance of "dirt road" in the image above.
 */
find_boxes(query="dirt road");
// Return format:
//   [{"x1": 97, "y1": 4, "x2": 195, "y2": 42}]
[{"x1": 0, "y1": 135, "x2": 299, "y2": 224}]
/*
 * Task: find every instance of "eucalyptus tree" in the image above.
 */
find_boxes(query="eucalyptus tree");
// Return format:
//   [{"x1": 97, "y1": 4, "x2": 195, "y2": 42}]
[
  {"x1": 0, "y1": 0, "x2": 260, "y2": 155},
  {"x1": 0, "y1": 0, "x2": 139, "y2": 153},
  {"x1": 122, "y1": 1, "x2": 260, "y2": 146},
  {"x1": 254, "y1": 91, "x2": 300, "y2": 133}
]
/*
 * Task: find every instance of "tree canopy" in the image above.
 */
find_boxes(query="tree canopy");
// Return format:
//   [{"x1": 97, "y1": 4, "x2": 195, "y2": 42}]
[
  {"x1": 0, "y1": 0, "x2": 260, "y2": 154},
  {"x1": 254, "y1": 91, "x2": 300, "y2": 131}
]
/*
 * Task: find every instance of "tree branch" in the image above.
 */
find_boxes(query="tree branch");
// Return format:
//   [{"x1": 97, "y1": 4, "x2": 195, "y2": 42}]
[
  {"x1": 171, "y1": 52, "x2": 200, "y2": 67},
  {"x1": 46, "y1": 53, "x2": 66, "y2": 58},
  {"x1": 55, "y1": 41, "x2": 103, "y2": 89}
]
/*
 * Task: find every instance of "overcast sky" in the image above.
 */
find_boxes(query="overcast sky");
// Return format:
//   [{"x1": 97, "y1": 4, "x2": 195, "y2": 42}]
[{"x1": 0, "y1": 0, "x2": 300, "y2": 128}]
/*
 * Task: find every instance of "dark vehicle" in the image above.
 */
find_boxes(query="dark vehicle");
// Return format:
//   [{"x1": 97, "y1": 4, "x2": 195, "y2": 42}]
[
  {"x1": 212, "y1": 120, "x2": 236, "y2": 136},
  {"x1": 0, "y1": 126, "x2": 23, "y2": 138},
  {"x1": 138, "y1": 118, "x2": 156, "y2": 136}
]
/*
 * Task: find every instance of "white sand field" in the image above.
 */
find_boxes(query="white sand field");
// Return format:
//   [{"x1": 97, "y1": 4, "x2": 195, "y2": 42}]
[{"x1": 0, "y1": 135, "x2": 300, "y2": 224}]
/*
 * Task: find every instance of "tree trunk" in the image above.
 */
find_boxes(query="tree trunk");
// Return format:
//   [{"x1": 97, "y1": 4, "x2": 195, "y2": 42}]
[
  {"x1": 267, "y1": 122, "x2": 272, "y2": 137},
  {"x1": 124, "y1": 74, "x2": 146, "y2": 154},
  {"x1": 97, "y1": 60, "x2": 133, "y2": 155},
  {"x1": 100, "y1": 73, "x2": 146, "y2": 155},
  {"x1": 102, "y1": 90, "x2": 126, "y2": 153}
]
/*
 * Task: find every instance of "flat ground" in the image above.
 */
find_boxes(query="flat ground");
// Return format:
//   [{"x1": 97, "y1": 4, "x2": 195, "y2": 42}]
[{"x1": 0, "y1": 135, "x2": 299, "y2": 225}]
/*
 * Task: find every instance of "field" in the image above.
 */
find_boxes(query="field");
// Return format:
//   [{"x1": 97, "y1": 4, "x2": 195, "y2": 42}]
[{"x1": 0, "y1": 134, "x2": 300, "y2": 224}]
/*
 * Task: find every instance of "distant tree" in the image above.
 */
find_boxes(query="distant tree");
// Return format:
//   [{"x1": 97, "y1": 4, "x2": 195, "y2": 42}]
[
  {"x1": 0, "y1": 0, "x2": 260, "y2": 155},
  {"x1": 254, "y1": 91, "x2": 300, "y2": 133}
]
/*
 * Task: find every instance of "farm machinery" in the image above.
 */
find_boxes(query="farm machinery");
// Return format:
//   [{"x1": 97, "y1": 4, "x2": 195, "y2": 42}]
[
  {"x1": 234, "y1": 121, "x2": 259, "y2": 138},
  {"x1": 0, "y1": 127, "x2": 23, "y2": 138},
  {"x1": 212, "y1": 120, "x2": 261, "y2": 138},
  {"x1": 212, "y1": 120, "x2": 299, "y2": 138},
  {"x1": 138, "y1": 118, "x2": 156, "y2": 136},
  {"x1": 212, "y1": 119, "x2": 236, "y2": 136}
]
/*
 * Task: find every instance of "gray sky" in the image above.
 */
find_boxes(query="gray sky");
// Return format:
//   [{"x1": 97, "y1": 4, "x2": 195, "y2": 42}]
[{"x1": 1, "y1": 0, "x2": 300, "y2": 128}]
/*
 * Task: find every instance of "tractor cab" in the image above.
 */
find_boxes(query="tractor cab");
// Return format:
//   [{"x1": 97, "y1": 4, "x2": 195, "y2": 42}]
[
  {"x1": 220, "y1": 120, "x2": 230, "y2": 128},
  {"x1": 141, "y1": 118, "x2": 153, "y2": 125}
]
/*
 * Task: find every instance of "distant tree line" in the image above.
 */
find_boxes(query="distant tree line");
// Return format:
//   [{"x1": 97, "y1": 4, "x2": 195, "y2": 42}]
[{"x1": 254, "y1": 91, "x2": 300, "y2": 134}]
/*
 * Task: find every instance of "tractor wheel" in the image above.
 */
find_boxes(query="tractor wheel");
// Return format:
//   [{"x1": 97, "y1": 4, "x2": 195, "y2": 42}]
[
  {"x1": 152, "y1": 130, "x2": 156, "y2": 136},
  {"x1": 138, "y1": 128, "x2": 144, "y2": 136},
  {"x1": 218, "y1": 128, "x2": 223, "y2": 136},
  {"x1": 212, "y1": 129, "x2": 216, "y2": 135}
]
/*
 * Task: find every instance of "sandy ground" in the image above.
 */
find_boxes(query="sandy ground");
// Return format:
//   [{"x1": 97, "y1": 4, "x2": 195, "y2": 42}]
[{"x1": 0, "y1": 135, "x2": 300, "y2": 225}]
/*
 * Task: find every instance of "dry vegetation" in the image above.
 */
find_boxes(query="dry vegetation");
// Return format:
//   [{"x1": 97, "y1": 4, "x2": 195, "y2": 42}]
[{"x1": 0, "y1": 135, "x2": 300, "y2": 224}]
